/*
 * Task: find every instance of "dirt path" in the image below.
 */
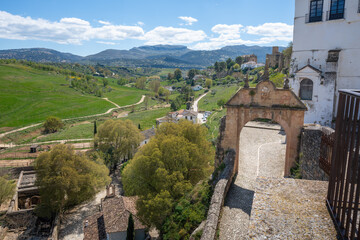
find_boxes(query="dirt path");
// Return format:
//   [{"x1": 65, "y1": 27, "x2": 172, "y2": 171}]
[
  {"x1": 219, "y1": 121, "x2": 286, "y2": 239},
  {"x1": 103, "y1": 97, "x2": 120, "y2": 108},
  {"x1": 192, "y1": 92, "x2": 208, "y2": 112},
  {"x1": 0, "y1": 95, "x2": 146, "y2": 140}
]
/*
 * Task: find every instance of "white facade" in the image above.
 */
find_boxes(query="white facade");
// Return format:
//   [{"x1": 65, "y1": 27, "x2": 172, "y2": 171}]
[{"x1": 291, "y1": 0, "x2": 360, "y2": 126}]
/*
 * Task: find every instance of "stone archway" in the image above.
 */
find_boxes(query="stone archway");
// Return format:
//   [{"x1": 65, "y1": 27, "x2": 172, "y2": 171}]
[{"x1": 218, "y1": 79, "x2": 306, "y2": 177}]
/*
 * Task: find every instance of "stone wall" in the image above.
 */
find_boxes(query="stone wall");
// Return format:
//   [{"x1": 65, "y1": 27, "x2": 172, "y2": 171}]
[
  {"x1": 201, "y1": 149, "x2": 235, "y2": 240},
  {"x1": 299, "y1": 124, "x2": 334, "y2": 181}
]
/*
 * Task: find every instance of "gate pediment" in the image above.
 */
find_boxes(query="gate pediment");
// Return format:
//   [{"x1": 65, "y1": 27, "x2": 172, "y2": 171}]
[{"x1": 226, "y1": 80, "x2": 307, "y2": 110}]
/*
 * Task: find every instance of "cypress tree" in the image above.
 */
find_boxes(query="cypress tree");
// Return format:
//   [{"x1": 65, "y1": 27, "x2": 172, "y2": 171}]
[
  {"x1": 94, "y1": 121, "x2": 97, "y2": 135},
  {"x1": 126, "y1": 213, "x2": 135, "y2": 240}
]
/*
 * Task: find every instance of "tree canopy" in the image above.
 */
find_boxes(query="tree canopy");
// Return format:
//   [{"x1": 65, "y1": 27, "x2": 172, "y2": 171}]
[
  {"x1": 0, "y1": 176, "x2": 15, "y2": 207},
  {"x1": 95, "y1": 119, "x2": 143, "y2": 169},
  {"x1": 43, "y1": 116, "x2": 63, "y2": 133},
  {"x1": 122, "y1": 121, "x2": 214, "y2": 229},
  {"x1": 35, "y1": 144, "x2": 110, "y2": 217}
]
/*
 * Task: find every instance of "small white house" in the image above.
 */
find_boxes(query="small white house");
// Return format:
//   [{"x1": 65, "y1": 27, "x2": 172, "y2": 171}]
[{"x1": 192, "y1": 85, "x2": 203, "y2": 91}]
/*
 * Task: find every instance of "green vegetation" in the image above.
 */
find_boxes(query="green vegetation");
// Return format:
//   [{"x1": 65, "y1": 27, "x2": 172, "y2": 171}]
[
  {"x1": 162, "y1": 181, "x2": 212, "y2": 240},
  {"x1": 122, "y1": 121, "x2": 214, "y2": 230},
  {"x1": 199, "y1": 85, "x2": 239, "y2": 111},
  {"x1": 95, "y1": 119, "x2": 143, "y2": 169},
  {"x1": 0, "y1": 63, "x2": 146, "y2": 128},
  {"x1": 127, "y1": 213, "x2": 135, "y2": 240},
  {"x1": 0, "y1": 176, "x2": 15, "y2": 207},
  {"x1": 35, "y1": 144, "x2": 110, "y2": 218},
  {"x1": 43, "y1": 116, "x2": 63, "y2": 133},
  {"x1": 125, "y1": 107, "x2": 170, "y2": 130}
]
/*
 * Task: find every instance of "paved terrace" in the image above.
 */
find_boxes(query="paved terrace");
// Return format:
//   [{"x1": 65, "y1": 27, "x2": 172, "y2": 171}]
[{"x1": 219, "y1": 122, "x2": 337, "y2": 239}]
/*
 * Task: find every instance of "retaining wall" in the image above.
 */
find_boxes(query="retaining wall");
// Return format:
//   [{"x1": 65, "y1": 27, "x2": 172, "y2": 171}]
[
  {"x1": 201, "y1": 149, "x2": 235, "y2": 240},
  {"x1": 299, "y1": 124, "x2": 334, "y2": 181}
]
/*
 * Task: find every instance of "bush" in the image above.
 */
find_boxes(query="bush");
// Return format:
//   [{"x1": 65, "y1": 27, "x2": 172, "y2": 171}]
[{"x1": 43, "y1": 116, "x2": 63, "y2": 133}]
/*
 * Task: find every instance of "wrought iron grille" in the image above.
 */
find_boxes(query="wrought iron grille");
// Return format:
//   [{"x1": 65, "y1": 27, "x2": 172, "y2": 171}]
[{"x1": 327, "y1": 90, "x2": 360, "y2": 239}]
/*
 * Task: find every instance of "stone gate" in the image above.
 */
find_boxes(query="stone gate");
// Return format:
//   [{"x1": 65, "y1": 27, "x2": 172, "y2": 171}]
[{"x1": 218, "y1": 77, "x2": 307, "y2": 176}]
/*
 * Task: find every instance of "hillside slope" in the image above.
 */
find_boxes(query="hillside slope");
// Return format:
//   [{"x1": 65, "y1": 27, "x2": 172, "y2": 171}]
[{"x1": 0, "y1": 63, "x2": 146, "y2": 127}]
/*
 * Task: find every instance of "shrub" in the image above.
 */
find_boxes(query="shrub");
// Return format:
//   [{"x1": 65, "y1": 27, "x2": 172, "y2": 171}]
[{"x1": 43, "y1": 116, "x2": 63, "y2": 133}]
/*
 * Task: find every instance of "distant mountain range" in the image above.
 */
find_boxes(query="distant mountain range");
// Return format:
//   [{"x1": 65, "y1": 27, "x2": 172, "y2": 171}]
[{"x1": 0, "y1": 45, "x2": 285, "y2": 69}]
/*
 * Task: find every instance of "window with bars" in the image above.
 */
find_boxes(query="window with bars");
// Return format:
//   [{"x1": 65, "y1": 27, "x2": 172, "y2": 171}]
[
  {"x1": 329, "y1": 0, "x2": 345, "y2": 20},
  {"x1": 309, "y1": 0, "x2": 323, "y2": 22},
  {"x1": 300, "y1": 79, "x2": 313, "y2": 101}
]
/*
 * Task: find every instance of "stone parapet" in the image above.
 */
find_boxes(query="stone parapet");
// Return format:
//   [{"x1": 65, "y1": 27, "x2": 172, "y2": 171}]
[{"x1": 201, "y1": 149, "x2": 235, "y2": 240}]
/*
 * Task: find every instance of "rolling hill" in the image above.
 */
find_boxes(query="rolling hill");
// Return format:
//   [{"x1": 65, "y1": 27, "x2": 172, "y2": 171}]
[
  {"x1": 0, "y1": 45, "x2": 285, "y2": 69},
  {"x1": 0, "y1": 63, "x2": 146, "y2": 128}
]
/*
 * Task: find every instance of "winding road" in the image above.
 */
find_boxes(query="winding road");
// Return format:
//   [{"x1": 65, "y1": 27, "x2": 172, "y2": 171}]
[{"x1": 192, "y1": 92, "x2": 208, "y2": 112}]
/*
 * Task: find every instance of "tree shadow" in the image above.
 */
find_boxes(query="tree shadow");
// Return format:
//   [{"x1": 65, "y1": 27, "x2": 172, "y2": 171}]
[{"x1": 223, "y1": 183, "x2": 254, "y2": 217}]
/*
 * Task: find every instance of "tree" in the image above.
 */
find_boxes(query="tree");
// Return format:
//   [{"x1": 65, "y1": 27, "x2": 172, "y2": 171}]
[
  {"x1": 167, "y1": 73, "x2": 174, "y2": 80},
  {"x1": 205, "y1": 78, "x2": 212, "y2": 89},
  {"x1": 144, "y1": 96, "x2": 149, "y2": 110},
  {"x1": 94, "y1": 119, "x2": 143, "y2": 169},
  {"x1": 174, "y1": 69, "x2": 182, "y2": 81},
  {"x1": 214, "y1": 62, "x2": 220, "y2": 73},
  {"x1": 126, "y1": 213, "x2": 135, "y2": 240},
  {"x1": 43, "y1": 116, "x2": 63, "y2": 133},
  {"x1": 35, "y1": 144, "x2": 110, "y2": 217},
  {"x1": 219, "y1": 62, "x2": 227, "y2": 72},
  {"x1": 170, "y1": 97, "x2": 182, "y2": 111},
  {"x1": 94, "y1": 121, "x2": 97, "y2": 135},
  {"x1": 149, "y1": 80, "x2": 161, "y2": 94},
  {"x1": 0, "y1": 177, "x2": 15, "y2": 207},
  {"x1": 233, "y1": 63, "x2": 241, "y2": 71},
  {"x1": 187, "y1": 69, "x2": 196, "y2": 80},
  {"x1": 122, "y1": 121, "x2": 214, "y2": 229},
  {"x1": 235, "y1": 56, "x2": 243, "y2": 66},
  {"x1": 102, "y1": 78, "x2": 109, "y2": 87},
  {"x1": 135, "y1": 77, "x2": 146, "y2": 90},
  {"x1": 217, "y1": 99, "x2": 226, "y2": 108},
  {"x1": 226, "y1": 58, "x2": 235, "y2": 70}
]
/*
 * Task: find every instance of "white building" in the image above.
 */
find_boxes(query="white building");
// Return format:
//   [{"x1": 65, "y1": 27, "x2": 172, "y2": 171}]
[
  {"x1": 241, "y1": 61, "x2": 265, "y2": 70},
  {"x1": 290, "y1": 0, "x2": 360, "y2": 126}
]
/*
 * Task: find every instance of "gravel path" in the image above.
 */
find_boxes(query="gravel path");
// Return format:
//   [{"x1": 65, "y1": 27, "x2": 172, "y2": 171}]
[
  {"x1": 192, "y1": 92, "x2": 208, "y2": 112},
  {"x1": 219, "y1": 121, "x2": 286, "y2": 240}
]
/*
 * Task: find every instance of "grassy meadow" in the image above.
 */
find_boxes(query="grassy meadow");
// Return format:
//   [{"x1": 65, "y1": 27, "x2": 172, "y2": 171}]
[{"x1": 0, "y1": 64, "x2": 146, "y2": 128}]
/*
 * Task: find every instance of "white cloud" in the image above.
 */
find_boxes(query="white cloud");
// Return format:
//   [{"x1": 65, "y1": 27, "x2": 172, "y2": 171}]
[
  {"x1": 96, "y1": 41, "x2": 116, "y2": 45},
  {"x1": 0, "y1": 11, "x2": 144, "y2": 45},
  {"x1": 98, "y1": 20, "x2": 111, "y2": 25},
  {"x1": 246, "y1": 22, "x2": 293, "y2": 42},
  {"x1": 137, "y1": 21, "x2": 144, "y2": 26},
  {"x1": 191, "y1": 22, "x2": 293, "y2": 50},
  {"x1": 178, "y1": 16, "x2": 198, "y2": 26},
  {"x1": 144, "y1": 26, "x2": 206, "y2": 45}
]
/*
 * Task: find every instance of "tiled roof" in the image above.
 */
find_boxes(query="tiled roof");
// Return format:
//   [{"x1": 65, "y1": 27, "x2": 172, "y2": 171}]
[
  {"x1": 141, "y1": 128, "x2": 156, "y2": 140},
  {"x1": 84, "y1": 196, "x2": 145, "y2": 240}
]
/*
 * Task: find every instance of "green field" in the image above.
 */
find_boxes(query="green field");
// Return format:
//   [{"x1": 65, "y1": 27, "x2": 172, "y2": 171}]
[
  {"x1": 0, "y1": 64, "x2": 146, "y2": 128},
  {"x1": 198, "y1": 85, "x2": 240, "y2": 111}
]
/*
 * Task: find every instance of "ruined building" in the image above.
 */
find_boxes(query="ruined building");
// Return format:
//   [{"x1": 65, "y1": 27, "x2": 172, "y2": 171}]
[
  {"x1": 242, "y1": 54, "x2": 257, "y2": 63},
  {"x1": 265, "y1": 46, "x2": 289, "y2": 71},
  {"x1": 290, "y1": 0, "x2": 360, "y2": 126}
]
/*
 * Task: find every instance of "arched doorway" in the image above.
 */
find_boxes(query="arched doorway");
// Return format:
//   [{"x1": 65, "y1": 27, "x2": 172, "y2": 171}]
[{"x1": 218, "y1": 79, "x2": 306, "y2": 177}]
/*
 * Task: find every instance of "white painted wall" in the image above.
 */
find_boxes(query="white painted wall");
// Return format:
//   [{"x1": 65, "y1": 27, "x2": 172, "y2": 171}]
[{"x1": 291, "y1": 0, "x2": 360, "y2": 126}]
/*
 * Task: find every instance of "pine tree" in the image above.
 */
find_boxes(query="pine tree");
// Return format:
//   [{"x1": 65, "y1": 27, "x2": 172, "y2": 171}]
[{"x1": 126, "y1": 213, "x2": 135, "y2": 240}]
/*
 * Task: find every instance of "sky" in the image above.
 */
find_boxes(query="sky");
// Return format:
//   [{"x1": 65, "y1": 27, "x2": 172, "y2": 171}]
[{"x1": 0, "y1": 0, "x2": 295, "y2": 56}]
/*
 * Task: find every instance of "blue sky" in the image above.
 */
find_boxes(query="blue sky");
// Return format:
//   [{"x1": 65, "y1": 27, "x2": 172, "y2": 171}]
[{"x1": 0, "y1": 0, "x2": 295, "y2": 56}]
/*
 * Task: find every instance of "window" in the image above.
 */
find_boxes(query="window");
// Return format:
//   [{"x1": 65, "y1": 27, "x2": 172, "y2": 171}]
[
  {"x1": 329, "y1": 0, "x2": 345, "y2": 20},
  {"x1": 300, "y1": 79, "x2": 313, "y2": 100},
  {"x1": 309, "y1": 0, "x2": 323, "y2": 22},
  {"x1": 358, "y1": 0, "x2": 360, "y2": 13}
]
